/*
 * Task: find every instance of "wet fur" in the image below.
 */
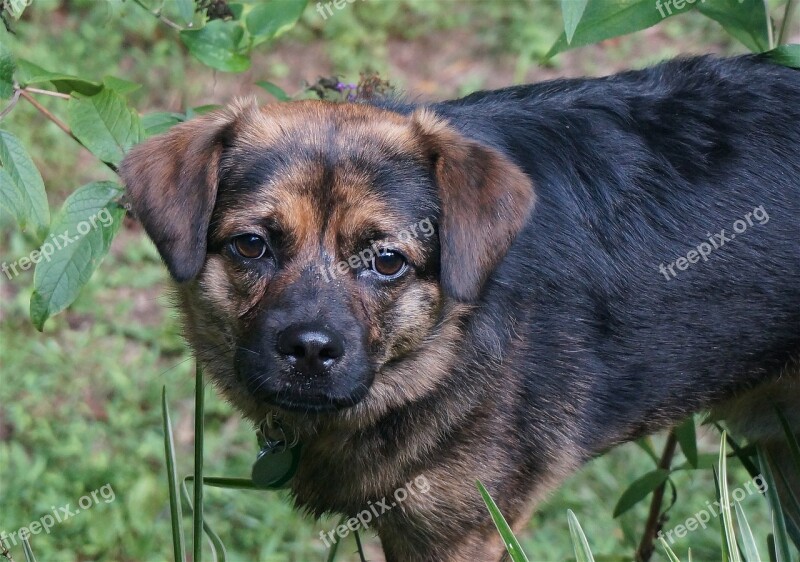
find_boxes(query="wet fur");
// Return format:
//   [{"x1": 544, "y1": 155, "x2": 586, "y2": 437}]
[{"x1": 121, "y1": 55, "x2": 800, "y2": 561}]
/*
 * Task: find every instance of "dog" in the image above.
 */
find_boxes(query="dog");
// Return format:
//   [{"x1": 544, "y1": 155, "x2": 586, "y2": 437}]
[{"x1": 121, "y1": 54, "x2": 800, "y2": 561}]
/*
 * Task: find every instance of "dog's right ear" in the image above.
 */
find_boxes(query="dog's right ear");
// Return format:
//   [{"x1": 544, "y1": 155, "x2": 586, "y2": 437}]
[{"x1": 120, "y1": 107, "x2": 242, "y2": 282}]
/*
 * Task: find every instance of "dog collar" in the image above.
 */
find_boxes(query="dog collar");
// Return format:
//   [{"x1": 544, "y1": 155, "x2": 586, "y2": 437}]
[{"x1": 251, "y1": 413, "x2": 302, "y2": 489}]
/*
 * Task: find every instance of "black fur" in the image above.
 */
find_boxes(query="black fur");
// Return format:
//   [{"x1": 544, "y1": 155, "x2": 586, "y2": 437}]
[{"x1": 421, "y1": 54, "x2": 800, "y2": 453}]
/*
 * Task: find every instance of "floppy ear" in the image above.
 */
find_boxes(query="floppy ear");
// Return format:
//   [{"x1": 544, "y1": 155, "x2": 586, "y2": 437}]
[
  {"x1": 119, "y1": 107, "x2": 241, "y2": 282},
  {"x1": 411, "y1": 109, "x2": 535, "y2": 301}
]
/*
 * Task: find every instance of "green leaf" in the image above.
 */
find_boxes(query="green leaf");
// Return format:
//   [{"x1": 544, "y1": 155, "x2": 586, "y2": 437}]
[
  {"x1": 246, "y1": 0, "x2": 307, "y2": 45},
  {"x1": 635, "y1": 437, "x2": 660, "y2": 464},
  {"x1": 68, "y1": 88, "x2": 143, "y2": 166},
  {"x1": 141, "y1": 112, "x2": 186, "y2": 137},
  {"x1": 0, "y1": 129, "x2": 50, "y2": 241},
  {"x1": 176, "y1": 0, "x2": 195, "y2": 25},
  {"x1": 676, "y1": 416, "x2": 698, "y2": 469},
  {"x1": 547, "y1": 0, "x2": 771, "y2": 58},
  {"x1": 561, "y1": 0, "x2": 589, "y2": 45},
  {"x1": 227, "y1": 2, "x2": 245, "y2": 20},
  {"x1": 162, "y1": 387, "x2": 187, "y2": 562},
  {"x1": 775, "y1": 407, "x2": 800, "y2": 474},
  {"x1": 734, "y1": 502, "x2": 762, "y2": 562},
  {"x1": 21, "y1": 69, "x2": 102, "y2": 96},
  {"x1": 180, "y1": 19, "x2": 251, "y2": 73},
  {"x1": 102, "y1": 75, "x2": 141, "y2": 95},
  {"x1": 546, "y1": 0, "x2": 689, "y2": 58},
  {"x1": 29, "y1": 181, "x2": 123, "y2": 330},
  {"x1": 712, "y1": 468, "x2": 731, "y2": 562},
  {"x1": 187, "y1": 104, "x2": 221, "y2": 117},
  {"x1": 697, "y1": 0, "x2": 771, "y2": 53},
  {"x1": 0, "y1": 40, "x2": 16, "y2": 99},
  {"x1": 675, "y1": 452, "x2": 720, "y2": 471},
  {"x1": 256, "y1": 80, "x2": 291, "y2": 101},
  {"x1": 613, "y1": 469, "x2": 670, "y2": 518},
  {"x1": 476, "y1": 481, "x2": 530, "y2": 562},
  {"x1": 758, "y1": 447, "x2": 792, "y2": 562},
  {"x1": 567, "y1": 509, "x2": 596, "y2": 562},
  {"x1": 764, "y1": 44, "x2": 800, "y2": 68},
  {"x1": 718, "y1": 432, "x2": 742, "y2": 562}
]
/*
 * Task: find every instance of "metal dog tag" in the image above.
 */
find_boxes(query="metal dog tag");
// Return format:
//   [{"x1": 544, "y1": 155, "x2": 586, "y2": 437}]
[{"x1": 251, "y1": 440, "x2": 301, "y2": 489}]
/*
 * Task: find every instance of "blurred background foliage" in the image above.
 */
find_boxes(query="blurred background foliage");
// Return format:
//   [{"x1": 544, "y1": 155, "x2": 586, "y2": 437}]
[{"x1": 0, "y1": 0, "x2": 794, "y2": 560}]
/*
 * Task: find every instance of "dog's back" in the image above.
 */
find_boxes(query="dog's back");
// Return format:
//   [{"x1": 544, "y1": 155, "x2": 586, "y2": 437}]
[{"x1": 430, "y1": 54, "x2": 800, "y2": 448}]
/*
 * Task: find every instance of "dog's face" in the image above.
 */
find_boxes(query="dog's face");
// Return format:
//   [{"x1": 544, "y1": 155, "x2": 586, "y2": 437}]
[{"x1": 121, "y1": 100, "x2": 534, "y2": 423}]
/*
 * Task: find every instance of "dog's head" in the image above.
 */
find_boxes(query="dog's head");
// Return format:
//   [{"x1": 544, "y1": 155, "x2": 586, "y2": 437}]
[{"x1": 121, "y1": 100, "x2": 533, "y2": 421}]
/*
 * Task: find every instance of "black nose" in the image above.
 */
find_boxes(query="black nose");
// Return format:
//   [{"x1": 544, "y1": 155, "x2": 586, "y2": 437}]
[{"x1": 276, "y1": 324, "x2": 345, "y2": 375}]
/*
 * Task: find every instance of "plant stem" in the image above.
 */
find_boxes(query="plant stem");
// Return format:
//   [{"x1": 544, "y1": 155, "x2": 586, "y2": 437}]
[
  {"x1": 19, "y1": 89, "x2": 78, "y2": 141},
  {"x1": 19, "y1": 89, "x2": 118, "y2": 174},
  {"x1": 636, "y1": 430, "x2": 679, "y2": 562},
  {"x1": 778, "y1": 0, "x2": 798, "y2": 46},
  {"x1": 130, "y1": 0, "x2": 183, "y2": 31},
  {"x1": 23, "y1": 87, "x2": 71, "y2": 100},
  {"x1": 0, "y1": 87, "x2": 21, "y2": 119}
]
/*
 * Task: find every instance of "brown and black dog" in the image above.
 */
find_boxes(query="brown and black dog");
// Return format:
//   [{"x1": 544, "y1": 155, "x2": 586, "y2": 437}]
[{"x1": 121, "y1": 55, "x2": 800, "y2": 561}]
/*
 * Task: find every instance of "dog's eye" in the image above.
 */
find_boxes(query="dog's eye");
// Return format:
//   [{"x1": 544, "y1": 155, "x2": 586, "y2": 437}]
[
  {"x1": 231, "y1": 234, "x2": 268, "y2": 260},
  {"x1": 370, "y1": 249, "x2": 407, "y2": 278}
]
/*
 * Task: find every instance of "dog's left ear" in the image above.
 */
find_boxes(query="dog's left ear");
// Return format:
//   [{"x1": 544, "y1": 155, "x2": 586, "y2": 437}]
[
  {"x1": 411, "y1": 109, "x2": 536, "y2": 301},
  {"x1": 120, "y1": 105, "x2": 245, "y2": 282}
]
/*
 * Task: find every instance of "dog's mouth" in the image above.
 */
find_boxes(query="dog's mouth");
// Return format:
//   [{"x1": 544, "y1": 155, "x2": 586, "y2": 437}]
[
  {"x1": 236, "y1": 363, "x2": 374, "y2": 414},
  {"x1": 260, "y1": 385, "x2": 370, "y2": 414}
]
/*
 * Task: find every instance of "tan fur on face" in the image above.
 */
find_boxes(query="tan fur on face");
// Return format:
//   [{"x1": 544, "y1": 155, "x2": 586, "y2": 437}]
[
  {"x1": 125, "y1": 98, "x2": 543, "y2": 562},
  {"x1": 147, "y1": 100, "x2": 536, "y2": 433}
]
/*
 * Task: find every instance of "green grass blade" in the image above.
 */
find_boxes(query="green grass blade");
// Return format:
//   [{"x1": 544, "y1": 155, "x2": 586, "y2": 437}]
[
  {"x1": 197, "y1": 477, "x2": 262, "y2": 490},
  {"x1": 713, "y1": 468, "x2": 730, "y2": 562},
  {"x1": 758, "y1": 447, "x2": 792, "y2": 562},
  {"x1": 181, "y1": 477, "x2": 227, "y2": 562},
  {"x1": 774, "y1": 408, "x2": 800, "y2": 472},
  {"x1": 659, "y1": 537, "x2": 682, "y2": 562},
  {"x1": 21, "y1": 534, "x2": 37, "y2": 562},
  {"x1": 676, "y1": 416, "x2": 699, "y2": 469},
  {"x1": 714, "y1": 424, "x2": 760, "y2": 479},
  {"x1": 635, "y1": 436, "x2": 661, "y2": 465},
  {"x1": 719, "y1": 432, "x2": 742, "y2": 562},
  {"x1": 476, "y1": 481, "x2": 530, "y2": 562},
  {"x1": 162, "y1": 386, "x2": 186, "y2": 562},
  {"x1": 772, "y1": 461, "x2": 800, "y2": 548},
  {"x1": 193, "y1": 364, "x2": 205, "y2": 562},
  {"x1": 767, "y1": 534, "x2": 777, "y2": 562},
  {"x1": 567, "y1": 509, "x2": 595, "y2": 562},
  {"x1": 734, "y1": 501, "x2": 762, "y2": 562},
  {"x1": 325, "y1": 516, "x2": 348, "y2": 562}
]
